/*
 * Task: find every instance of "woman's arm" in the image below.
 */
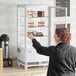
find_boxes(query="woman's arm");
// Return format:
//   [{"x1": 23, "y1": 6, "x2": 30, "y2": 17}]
[
  {"x1": 27, "y1": 33, "x2": 55, "y2": 56},
  {"x1": 32, "y1": 39, "x2": 55, "y2": 56}
]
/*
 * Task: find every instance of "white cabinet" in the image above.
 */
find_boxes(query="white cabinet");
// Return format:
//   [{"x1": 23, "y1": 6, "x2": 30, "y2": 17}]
[
  {"x1": 25, "y1": 74, "x2": 31, "y2": 76},
  {"x1": 2, "y1": 73, "x2": 32, "y2": 76},
  {"x1": 32, "y1": 73, "x2": 47, "y2": 76},
  {"x1": 1, "y1": 72, "x2": 47, "y2": 76},
  {"x1": 3, "y1": 73, "x2": 25, "y2": 76},
  {"x1": 17, "y1": 5, "x2": 67, "y2": 69}
]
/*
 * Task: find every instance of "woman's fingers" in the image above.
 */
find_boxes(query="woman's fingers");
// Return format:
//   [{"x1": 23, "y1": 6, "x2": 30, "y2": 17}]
[{"x1": 27, "y1": 32, "x2": 33, "y2": 40}]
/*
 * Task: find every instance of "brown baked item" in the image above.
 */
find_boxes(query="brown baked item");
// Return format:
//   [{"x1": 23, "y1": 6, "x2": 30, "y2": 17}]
[
  {"x1": 37, "y1": 11, "x2": 44, "y2": 17},
  {"x1": 28, "y1": 22, "x2": 34, "y2": 27},
  {"x1": 38, "y1": 21, "x2": 45, "y2": 27}
]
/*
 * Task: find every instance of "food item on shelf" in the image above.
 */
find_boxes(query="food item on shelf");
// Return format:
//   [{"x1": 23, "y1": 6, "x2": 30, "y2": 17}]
[
  {"x1": 28, "y1": 21, "x2": 34, "y2": 27},
  {"x1": 27, "y1": 31, "x2": 44, "y2": 37},
  {"x1": 27, "y1": 32, "x2": 33, "y2": 35},
  {"x1": 27, "y1": 31, "x2": 36, "y2": 36},
  {"x1": 32, "y1": 11, "x2": 37, "y2": 17},
  {"x1": 37, "y1": 11, "x2": 44, "y2": 17},
  {"x1": 36, "y1": 32, "x2": 44, "y2": 36},
  {"x1": 27, "y1": 11, "x2": 33, "y2": 17},
  {"x1": 27, "y1": 11, "x2": 37, "y2": 18},
  {"x1": 38, "y1": 21, "x2": 45, "y2": 27}
]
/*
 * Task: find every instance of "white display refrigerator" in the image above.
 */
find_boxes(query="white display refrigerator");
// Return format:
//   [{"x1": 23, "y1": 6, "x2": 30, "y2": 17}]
[{"x1": 17, "y1": 5, "x2": 67, "y2": 69}]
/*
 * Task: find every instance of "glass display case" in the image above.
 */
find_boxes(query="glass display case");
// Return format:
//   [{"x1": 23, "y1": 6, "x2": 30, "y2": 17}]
[{"x1": 17, "y1": 5, "x2": 67, "y2": 69}]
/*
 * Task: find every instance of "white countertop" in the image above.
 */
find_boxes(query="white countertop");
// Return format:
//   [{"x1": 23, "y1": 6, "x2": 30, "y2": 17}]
[
  {"x1": 0, "y1": 66, "x2": 76, "y2": 75},
  {"x1": 0, "y1": 66, "x2": 48, "y2": 75}
]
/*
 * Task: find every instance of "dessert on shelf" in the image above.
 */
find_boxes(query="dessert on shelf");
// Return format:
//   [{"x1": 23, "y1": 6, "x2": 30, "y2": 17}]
[
  {"x1": 38, "y1": 21, "x2": 45, "y2": 27},
  {"x1": 28, "y1": 21, "x2": 34, "y2": 27}
]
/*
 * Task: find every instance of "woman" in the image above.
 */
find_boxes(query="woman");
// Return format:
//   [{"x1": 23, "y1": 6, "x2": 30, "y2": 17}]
[{"x1": 27, "y1": 27, "x2": 76, "y2": 76}]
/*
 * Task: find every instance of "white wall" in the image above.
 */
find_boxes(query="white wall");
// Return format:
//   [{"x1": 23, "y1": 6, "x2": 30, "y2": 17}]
[
  {"x1": 0, "y1": 5, "x2": 17, "y2": 58},
  {"x1": 70, "y1": 1, "x2": 76, "y2": 47},
  {"x1": 0, "y1": 0, "x2": 53, "y2": 5}
]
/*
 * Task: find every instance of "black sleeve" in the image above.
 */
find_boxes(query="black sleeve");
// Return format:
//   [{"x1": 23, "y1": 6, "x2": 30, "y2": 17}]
[
  {"x1": 74, "y1": 50, "x2": 76, "y2": 67},
  {"x1": 32, "y1": 39, "x2": 55, "y2": 56},
  {"x1": 72, "y1": 47, "x2": 76, "y2": 67}
]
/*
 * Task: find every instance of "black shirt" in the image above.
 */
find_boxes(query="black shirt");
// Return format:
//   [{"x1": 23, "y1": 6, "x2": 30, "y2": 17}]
[{"x1": 32, "y1": 39, "x2": 76, "y2": 76}]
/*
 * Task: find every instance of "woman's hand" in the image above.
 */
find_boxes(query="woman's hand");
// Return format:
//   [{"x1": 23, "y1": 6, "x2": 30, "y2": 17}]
[{"x1": 27, "y1": 32, "x2": 34, "y2": 40}]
